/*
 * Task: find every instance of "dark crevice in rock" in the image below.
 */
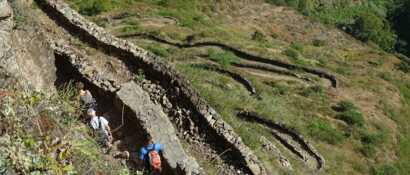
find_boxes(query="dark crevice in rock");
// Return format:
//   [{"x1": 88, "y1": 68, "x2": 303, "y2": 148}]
[
  {"x1": 119, "y1": 32, "x2": 337, "y2": 88},
  {"x1": 54, "y1": 52, "x2": 178, "y2": 175},
  {"x1": 191, "y1": 63, "x2": 257, "y2": 95},
  {"x1": 236, "y1": 110, "x2": 324, "y2": 171}
]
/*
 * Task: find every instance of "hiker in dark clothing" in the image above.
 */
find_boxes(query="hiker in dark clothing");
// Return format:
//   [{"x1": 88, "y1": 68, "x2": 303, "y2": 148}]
[
  {"x1": 139, "y1": 135, "x2": 162, "y2": 175},
  {"x1": 76, "y1": 82, "x2": 97, "y2": 119}
]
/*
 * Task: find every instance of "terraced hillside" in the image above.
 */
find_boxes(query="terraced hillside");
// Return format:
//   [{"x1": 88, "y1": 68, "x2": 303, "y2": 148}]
[
  {"x1": 1, "y1": 0, "x2": 410, "y2": 175},
  {"x1": 69, "y1": 0, "x2": 410, "y2": 174}
]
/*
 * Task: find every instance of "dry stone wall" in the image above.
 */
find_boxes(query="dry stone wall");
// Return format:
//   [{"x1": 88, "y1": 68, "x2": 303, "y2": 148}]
[{"x1": 40, "y1": 0, "x2": 266, "y2": 173}]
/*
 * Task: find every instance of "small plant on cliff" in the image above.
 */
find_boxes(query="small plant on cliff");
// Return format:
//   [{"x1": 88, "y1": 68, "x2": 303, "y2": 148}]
[{"x1": 133, "y1": 69, "x2": 146, "y2": 83}]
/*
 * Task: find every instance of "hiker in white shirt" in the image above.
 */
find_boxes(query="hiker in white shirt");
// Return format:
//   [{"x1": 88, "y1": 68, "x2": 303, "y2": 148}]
[{"x1": 87, "y1": 109, "x2": 113, "y2": 148}]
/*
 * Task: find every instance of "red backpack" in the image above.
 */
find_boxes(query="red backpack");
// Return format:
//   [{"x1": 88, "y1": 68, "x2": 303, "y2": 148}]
[{"x1": 148, "y1": 146, "x2": 161, "y2": 172}]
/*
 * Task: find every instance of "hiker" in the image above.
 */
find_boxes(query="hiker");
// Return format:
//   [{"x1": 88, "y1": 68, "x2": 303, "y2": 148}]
[
  {"x1": 76, "y1": 81, "x2": 97, "y2": 113},
  {"x1": 88, "y1": 109, "x2": 113, "y2": 148},
  {"x1": 139, "y1": 135, "x2": 162, "y2": 175}
]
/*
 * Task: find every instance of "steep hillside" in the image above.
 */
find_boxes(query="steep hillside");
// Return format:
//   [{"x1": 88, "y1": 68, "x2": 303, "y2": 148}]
[
  {"x1": 0, "y1": 1, "x2": 129, "y2": 174},
  {"x1": 64, "y1": 0, "x2": 410, "y2": 174}
]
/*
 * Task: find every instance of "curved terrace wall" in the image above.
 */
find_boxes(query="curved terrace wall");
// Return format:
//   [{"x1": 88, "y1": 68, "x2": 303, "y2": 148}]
[{"x1": 37, "y1": 0, "x2": 266, "y2": 174}]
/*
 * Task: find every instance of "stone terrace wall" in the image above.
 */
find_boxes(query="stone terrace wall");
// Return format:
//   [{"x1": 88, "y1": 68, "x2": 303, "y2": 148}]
[{"x1": 38, "y1": 0, "x2": 266, "y2": 174}]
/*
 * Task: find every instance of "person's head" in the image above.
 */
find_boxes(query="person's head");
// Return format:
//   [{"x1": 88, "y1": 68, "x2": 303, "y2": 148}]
[
  {"x1": 145, "y1": 134, "x2": 153, "y2": 145},
  {"x1": 87, "y1": 108, "x2": 96, "y2": 117},
  {"x1": 76, "y1": 82, "x2": 85, "y2": 92}
]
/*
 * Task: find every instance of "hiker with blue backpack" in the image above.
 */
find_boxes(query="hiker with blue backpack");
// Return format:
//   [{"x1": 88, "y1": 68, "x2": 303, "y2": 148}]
[{"x1": 139, "y1": 135, "x2": 162, "y2": 175}]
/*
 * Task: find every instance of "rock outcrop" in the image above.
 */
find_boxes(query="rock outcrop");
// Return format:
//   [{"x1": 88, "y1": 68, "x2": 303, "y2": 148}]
[
  {"x1": 117, "y1": 82, "x2": 202, "y2": 175},
  {"x1": 0, "y1": 0, "x2": 18, "y2": 89},
  {"x1": 52, "y1": 41, "x2": 202, "y2": 175}
]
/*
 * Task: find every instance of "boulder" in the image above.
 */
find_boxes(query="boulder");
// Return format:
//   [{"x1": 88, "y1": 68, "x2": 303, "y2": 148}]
[
  {"x1": 0, "y1": 0, "x2": 12, "y2": 19},
  {"x1": 116, "y1": 82, "x2": 202, "y2": 175}
]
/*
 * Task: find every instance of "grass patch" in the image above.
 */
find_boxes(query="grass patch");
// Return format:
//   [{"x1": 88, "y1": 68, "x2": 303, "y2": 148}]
[
  {"x1": 67, "y1": 0, "x2": 137, "y2": 16},
  {"x1": 269, "y1": 82, "x2": 289, "y2": 96},
  {"x1": 146, "y1": 44, "x2": 170, "y2": 57},
  {"x1": 299, "y1": 85, "x2": 324, "y2": 97},
  {"x1": 120, "y1": 20, "x2": 140, "y2": 34},
  {"x1": 307, "y1": 119, "x2": 345, "y2": 144},
  {"x1": 358, "y1": 129, "x2": 386, "y2": 157},
  {"x1": 290, "y1": 42, "x2": 304, "y2": 52},
  {"x1": 208, "y1": 49, "x2": 240, "y2": 68}
]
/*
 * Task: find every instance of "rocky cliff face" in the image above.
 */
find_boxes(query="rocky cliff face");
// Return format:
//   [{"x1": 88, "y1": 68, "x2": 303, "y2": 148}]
[
  {"x1": 0, "y1": 0, "x2": 58, "y2": 91},
  {"x1": 0, "y1": 0, "x2": 18, "y2": 89}
]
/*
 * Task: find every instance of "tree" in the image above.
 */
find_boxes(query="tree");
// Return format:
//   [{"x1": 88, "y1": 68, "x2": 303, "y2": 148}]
[{"x1": 351, "y1": 12, "x2": 396, "y2": 51}]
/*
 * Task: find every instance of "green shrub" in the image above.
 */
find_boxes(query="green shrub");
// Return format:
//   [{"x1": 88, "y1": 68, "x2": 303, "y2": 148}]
[
  {"x1": 252, "y1": 30, "x2": 267, "y2": 42},
  {"x1": 360, "y1": 132, "x2": 384, "y2": 145},
  {"x1": 308, "y1": 119, "x2": 345, "y2": 144},
  {"x1": 373, "y1": 165, "x2": 399, "y2": 175},
  {"x1": 290, "y1": 42, "x2": 304, "y2": 52},
  {"x1": 361, "y1": 144, "x2": 377, "y2": 157},
  {"x1": 336, "y1": 100, "x2": 357, "y2": 112},
  {"x1": 335, "y1": 101, "x2": 365, "y2": 127},
  {"x1": 312, "y1": 39, "x2": 326, "y2": 47},
  {"x1": 70, "y1": 0, "x2": 114, "y2": 16},
  {"x1": 398, "y1": 61, "x2": 410, "y2": 73},
  {"x1": 337, "y1": 109, "x2": 364, "y2": 127},
  {"x1": 154, "y1": 0, "x2": 169, "y2": 6},
  {"x1": 283, "y1": 48, "x2": 299, "y2": 59},
  {"x1": 358, "y1": 130, "x2": 386, "y2": 157},
  {"x1": 208, "y1": 49, "x2": 240, "y2": 68}
]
